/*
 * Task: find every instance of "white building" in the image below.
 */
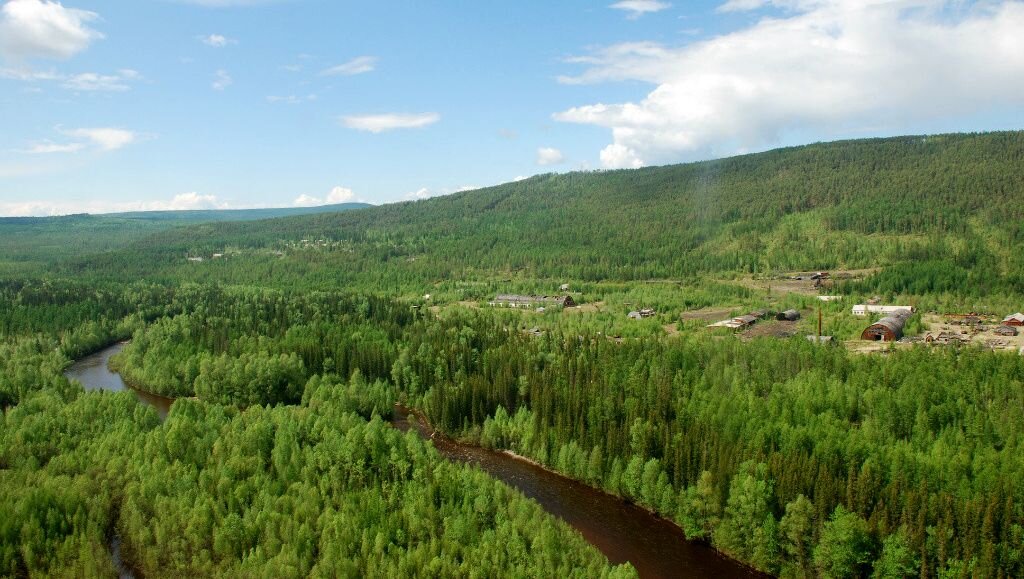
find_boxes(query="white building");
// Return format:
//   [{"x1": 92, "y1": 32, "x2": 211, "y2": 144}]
[{"x1": 852, "y1": 304, "x2": 914, "y2": 317}]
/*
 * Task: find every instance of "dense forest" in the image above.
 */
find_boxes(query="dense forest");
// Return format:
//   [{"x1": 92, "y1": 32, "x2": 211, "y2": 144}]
[
  {"x1": 0, "y1": 202, "x2": 368, "y2": 277},
  {"x1": 3, "y1": 132, "x2": 1024, "y2": 577},
  {"x1": 41, "y1": 132, "x2": 1024, "y2": 298}
]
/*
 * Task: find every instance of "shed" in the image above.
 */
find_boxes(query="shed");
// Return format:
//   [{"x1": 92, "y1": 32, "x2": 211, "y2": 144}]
[
  {"x1": 777, "y1": 309, "x2": 801, "y2": 321},
  {"x1": 861, "y1": 315, "x2": 908, "y2": 342},
  {"x1": 994, "y1": 325, "x2": 1018, "y2": 337},
  {"x1": 627, "y1": 311, "x2": 642, "y2": 320},
  {"x1": 1003, "y1": 313, "x2": 1024, "y2": 326}
]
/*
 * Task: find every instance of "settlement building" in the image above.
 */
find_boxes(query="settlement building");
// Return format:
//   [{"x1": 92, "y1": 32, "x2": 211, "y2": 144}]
[
  {"x1": 994, "y1": 325, "x2": 1019, "y2": 337},
  {"x1": 861, "y1": 313, "x2": 911, "y2": 342},
  {"x1": 490, "y1": 294, "x2": 576, "y2": 308},
  {"x1": 852, "y1": 304, "x2": 914, "y2": 317},
  {"x1": 627, "y1": 308, "x2": 656, "y2": 320},
  {"x1": 1003, "y1": 313, "x2": 1024, "y2": 326}
]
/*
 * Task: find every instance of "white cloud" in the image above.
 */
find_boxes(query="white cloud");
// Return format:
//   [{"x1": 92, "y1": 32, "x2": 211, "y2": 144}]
[
  {"x1": 599, "y1": 143, "x2": 644, "y2": 169},
  {"x1": 325, "y1": 186, "x2": 355, "y2": 203},
  {"x1": 403, "y1": 187, "x2": 434, "y2": 201},
  {"x1": 62, "y1": 69, "x2": 140, "y2": 91},
  {"x1": 0, "y1": 192, "x2": 228, "y2": 217},
  {"x1": 2, "y1": 67, "x2": 140, "y2": 91},
  {"x1": 341, "y1": 112, "x2": 440, "y2": 133},
  {"x1": 293, "y1": 186, "x2": 360, "y2": 207},
  {"x1": 158, "y1": 192, "x2": 228, "y2": 210},
  {"x1": 200, "y1": 34, "x2": 235, "y2": 47},
  {"x1": 0, "y1": 0, "x2": 103, "y2": 60},
  {"x1": 536, "y1": 147, "x2": 565, "y2": 166},
  {"x1": 716, "y1": 0, "x2": 767, "y2": 11},
  {"x1": 0, "y1": 67, "x2": 59, "y2": 80},
  {"x1": 556, "y1": 0, "x2": 1024, "y2": 168},
  {"x1": 320, "y1": 55, "x2": 377, "y2": 76},
  {"x1": 63, "y1": 127, "x2": 137, "y2": 151},
  {"x1": 212, "y1": 69, "x2": 232, "y2": 90},
  {"x1": 610, "y1": 0, "x2": 671, "y2": 18},
  {"x1": 177, "y1": 0, "x2": 276, "y2": 5},
  {"x1": 23, "y1": 141, "x2": 85, "y2": 154},
  {"x1": 292, "y1": 194, "x2": 320, "y2": 207},
  {"x1": 266, "y1": 94, "x2": 316, "y2": 104},
  {"x1": 20, "y1": 127, "x2": 138, "y2": 154}
]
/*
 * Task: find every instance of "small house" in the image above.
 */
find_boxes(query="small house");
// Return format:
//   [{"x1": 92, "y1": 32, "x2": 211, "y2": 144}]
[
  {"x1": 559, "y1": 283, "x2": 570, "y2": 291},
  {"x1": 1002, "y1": 313, "x2": 1024, "y2": 326}
]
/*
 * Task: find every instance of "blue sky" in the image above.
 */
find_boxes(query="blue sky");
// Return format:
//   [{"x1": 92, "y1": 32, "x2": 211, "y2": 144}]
[{"x1": 1, "y1": 0, "x2": 1023, "y2": 215}]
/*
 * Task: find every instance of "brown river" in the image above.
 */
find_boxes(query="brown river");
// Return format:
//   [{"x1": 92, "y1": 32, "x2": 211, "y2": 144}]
[{"x1": 66, "y1": 343, "x2": 759, "y2": 579}]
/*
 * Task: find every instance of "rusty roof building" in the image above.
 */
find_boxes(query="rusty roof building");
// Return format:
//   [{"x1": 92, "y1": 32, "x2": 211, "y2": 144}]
[{"x1": 861, "y1": 314, "x2": 910, "y2": 342}]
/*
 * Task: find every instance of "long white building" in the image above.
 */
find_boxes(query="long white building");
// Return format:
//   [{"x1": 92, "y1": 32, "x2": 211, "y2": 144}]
[{"x1": 852, "y1": 304, "x2": 914, "y2": 317}]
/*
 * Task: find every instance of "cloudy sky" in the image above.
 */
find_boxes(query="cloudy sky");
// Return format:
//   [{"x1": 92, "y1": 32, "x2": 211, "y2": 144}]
[{"x1": 1, "y1": 0, "x2": 1023, "y2": 216}]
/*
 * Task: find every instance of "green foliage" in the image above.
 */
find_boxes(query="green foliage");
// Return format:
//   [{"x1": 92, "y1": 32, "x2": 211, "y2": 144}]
[
  {"x1": 814, "y1": 505, "x2": 874, "y2": 578},
  {"x1": 46, "y1": 132, "x2": 1024, "y2": 299}
]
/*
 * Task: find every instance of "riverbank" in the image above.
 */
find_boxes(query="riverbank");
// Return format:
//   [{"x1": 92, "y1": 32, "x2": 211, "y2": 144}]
[
  {"x1": 394, "y1": 404, "x2": 765, "y2": 578},
  {"x1": 68, "y1": 347, "x2": 760, "y2": 578}
]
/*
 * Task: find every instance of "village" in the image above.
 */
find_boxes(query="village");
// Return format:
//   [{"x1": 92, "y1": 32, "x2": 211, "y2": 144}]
[{"x1": 478, "y1": 272, "x2": 1024, "y2": 355}]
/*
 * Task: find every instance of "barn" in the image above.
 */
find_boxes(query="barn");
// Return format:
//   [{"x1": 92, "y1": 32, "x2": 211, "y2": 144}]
[
  {"x1": 861, "y1": 315, "x2": 909, "y2": 342},
  {"x1": 1003, "y1": 313, "x2": 1024, "y2": 326}
]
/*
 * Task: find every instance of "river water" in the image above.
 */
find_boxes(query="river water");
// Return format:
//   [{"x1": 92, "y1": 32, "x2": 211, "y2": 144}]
[
  {"x1": 66, "y1": 343, "x2": 759, "y2": 579},
  {"x1": 64, "y1": 342, "x2": 173, "y2": 419}
]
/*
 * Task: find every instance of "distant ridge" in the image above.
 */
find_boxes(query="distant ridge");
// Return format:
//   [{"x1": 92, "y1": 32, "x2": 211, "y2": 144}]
[{"x1": 0, "y1": 202, "x2": 372, "y2": 224}]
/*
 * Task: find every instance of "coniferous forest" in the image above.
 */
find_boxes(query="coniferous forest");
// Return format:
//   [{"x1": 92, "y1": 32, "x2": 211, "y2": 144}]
[{"x1": 3, "y1": 133, "x2": 1024, "y2": 578}]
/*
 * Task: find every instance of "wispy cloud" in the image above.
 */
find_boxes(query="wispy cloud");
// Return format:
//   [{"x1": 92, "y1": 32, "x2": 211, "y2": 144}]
[
  {"x1": 266, "y1": 94, "x2": 317, "y2": 104},
  {"x1": 62, "y1": 69, "x2": 140, "y2": 91},
  {"x1": 2, "y1": 67, "x2": 141, "y2": 92},
  {"x1": 212, "y1": 69, "x2": 232, "y2": 90},
  {"x1": 340, "y1": 112, "x2": 440, "y2": 133},
  {"x1": 21, "y1": 127, "x2": 139, "y2": 154},
  {"x1": 320, "y1": 55, "x2": 377, "y2": 76},
  {"x1": 610, "y1": 0, "x2": 671, "y2": 19},
  {"x1": 0, "y1": 0, "x2": 103, "y2": 60},
  {"x1": 23, "y1": 141, "x2": 85, "y2": 154},
  {"x1": 64, "y1": 127, "x2": 137, "y2": 151},
  {"x1": 536, "y1": 147, "x2": 565, "y2": 166},
  {"x1": 199, "y1": 33, "x2": 235, "y2": 47}
]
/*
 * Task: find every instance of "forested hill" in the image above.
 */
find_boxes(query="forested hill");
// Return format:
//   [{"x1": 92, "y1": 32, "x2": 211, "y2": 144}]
[
  {"x1": 0, "y1": 202, "x2": 369, "y2": 276},
  {"x1": 65, "y1": 132, "x2": 1024, "y2": 287}
]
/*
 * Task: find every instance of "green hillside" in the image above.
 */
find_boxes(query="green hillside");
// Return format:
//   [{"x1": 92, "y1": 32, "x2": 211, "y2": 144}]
[
  {"x1": 0, "y1": 203, "x2": 370, "y2": 275},
  {"x1": 62, "y1": 132, "x2": 1024, "y2": 295}
]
